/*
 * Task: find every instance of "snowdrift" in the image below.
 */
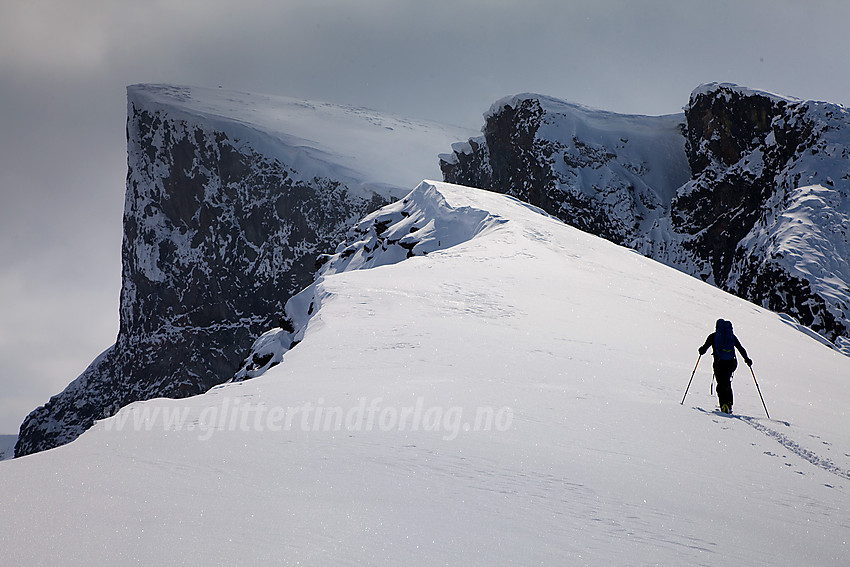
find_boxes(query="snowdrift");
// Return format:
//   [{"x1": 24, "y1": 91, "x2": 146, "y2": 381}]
[{"x1": 2, "y1": 181, "x2": 848, "y2": 566}]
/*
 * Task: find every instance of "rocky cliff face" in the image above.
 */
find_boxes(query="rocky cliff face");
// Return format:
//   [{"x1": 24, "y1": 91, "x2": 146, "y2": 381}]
[
  {"x1": 16, "y1": 85, "x2": 471, "y2": 457},
  {"x1": 441, "y1": 95, "x2": 691, "y2": 247},
  {"x1": 667, "y1": 85, "x2": 850, "y2": 347},
  {"x1": 442, "y1": 84, "x2": 850, "y2": 352}
]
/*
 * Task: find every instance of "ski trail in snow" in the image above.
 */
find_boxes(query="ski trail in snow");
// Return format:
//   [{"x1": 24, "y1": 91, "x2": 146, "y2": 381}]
[
  {"x1": 735, "y1": 415, "x2": 850, "y2": 482},
  {"x1": 696, "y1": 407, "x2": 850, "y2": 482}
]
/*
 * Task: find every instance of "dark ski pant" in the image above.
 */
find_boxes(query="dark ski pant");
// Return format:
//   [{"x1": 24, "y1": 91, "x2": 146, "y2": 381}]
[{"x1": 713, "y1": 358, "x2": 737, "y2": 408}]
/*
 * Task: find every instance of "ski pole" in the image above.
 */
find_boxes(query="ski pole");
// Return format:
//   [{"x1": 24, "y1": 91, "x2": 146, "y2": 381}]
[
  {"x1": 748, "y1": 364, "x2": 770, "y2": 419},
  {"x1": 681, "y1": 354, "x2": 701, "y2": 405}
]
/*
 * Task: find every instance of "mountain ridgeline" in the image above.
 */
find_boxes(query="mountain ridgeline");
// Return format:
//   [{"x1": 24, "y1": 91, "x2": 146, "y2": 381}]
[
  {"x1": 14, "y1": 85, "x2": 467, "y2": 457},
  {"x1": 441, "y1": 83, "x2": 850, "y2": 353},
  {"x1": 15, "y1": 83, "x2": 850, "y2": 457}
]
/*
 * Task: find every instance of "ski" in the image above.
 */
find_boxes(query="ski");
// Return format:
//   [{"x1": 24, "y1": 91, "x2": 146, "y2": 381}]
[{"x1": 694, "y1": 406, "x2": 790, "y2": 427}]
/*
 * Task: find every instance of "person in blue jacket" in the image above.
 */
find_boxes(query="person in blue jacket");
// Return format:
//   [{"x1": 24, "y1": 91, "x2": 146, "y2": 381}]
[{"x1": 699, "y1": 319, "x2": 752, "y2": 414}]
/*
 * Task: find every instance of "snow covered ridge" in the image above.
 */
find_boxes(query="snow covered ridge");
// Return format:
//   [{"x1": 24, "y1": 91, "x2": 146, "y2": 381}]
[
  {"x1": 16, "y1": 81, "x2": 849, "y2": 460},
  {"x1": 441, "y1": 83, "x2": 850, "y2": 353},
  {"x1": 234, "y1": 180, "x2": 507, "y2": 380},
  {"x1": 14, "y1": 85, "x2": 476, "y2": 457}
]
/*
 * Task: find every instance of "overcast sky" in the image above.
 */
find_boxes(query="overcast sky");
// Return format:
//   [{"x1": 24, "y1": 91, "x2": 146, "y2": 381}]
[{"x1": 2, "y1": 0, "x2": 850, "y2": 435}]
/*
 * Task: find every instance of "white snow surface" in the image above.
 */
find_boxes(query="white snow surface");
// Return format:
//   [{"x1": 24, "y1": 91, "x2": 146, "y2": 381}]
[
  {"x1": 759, "y1": 184, "x2": 850, "y2": 304},
  {"x1": 128, "y1": 84, "x2": 477, "y2": 201},
  {"x1": 690, "y1": 82, "x2": 805, "y2": 105},
  {"x1": 2, "y1": 181, "x2": 849, "y2": 565}
]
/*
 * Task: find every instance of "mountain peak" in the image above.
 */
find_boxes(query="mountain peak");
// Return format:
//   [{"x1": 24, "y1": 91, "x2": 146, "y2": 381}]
[{"x1": 15, "y1": 85, "x2": 474, "y2": 457}]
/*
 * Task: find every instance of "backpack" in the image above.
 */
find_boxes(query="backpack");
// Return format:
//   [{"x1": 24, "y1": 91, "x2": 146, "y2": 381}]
[{"x1": 714, "y1": 319, "x2": 735, "y2": 361}]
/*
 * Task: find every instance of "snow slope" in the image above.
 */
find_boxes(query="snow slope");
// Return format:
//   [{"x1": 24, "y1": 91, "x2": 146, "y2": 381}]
[
  {"x1": 130, "y1": 84, "x2": 475, "y2": 200},
  {"x1": 2, "y1": 181, "x2": 848, "y2": 565}
]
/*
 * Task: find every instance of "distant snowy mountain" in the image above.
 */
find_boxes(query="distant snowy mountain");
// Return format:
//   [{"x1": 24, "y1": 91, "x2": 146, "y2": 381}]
[
  {"x1": 3, "y1": 182, "x2": 848, "y2": 566},
  {"x1": 441, "y1": 83, "x2": 850, "y2": 353},
  {"x1": 0, "y1": 436, "x2": 16, "y2": 461},
  {"x1": 15, "y1": 85, "x2": 475, "y2": 457}
]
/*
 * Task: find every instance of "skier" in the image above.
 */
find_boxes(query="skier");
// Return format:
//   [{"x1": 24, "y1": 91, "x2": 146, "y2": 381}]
[{"x1": 698, "y1": 319, "x2": 752, "y2": 414}]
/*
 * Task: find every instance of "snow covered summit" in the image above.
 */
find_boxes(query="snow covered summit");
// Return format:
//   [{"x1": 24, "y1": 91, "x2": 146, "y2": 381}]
[{"x1": 2, "y1": 181, "x2": 848, "y2": 565}]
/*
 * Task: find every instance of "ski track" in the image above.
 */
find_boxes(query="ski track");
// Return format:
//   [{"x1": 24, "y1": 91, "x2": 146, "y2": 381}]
[{"x1": 696, "y1": 407, "x2": 850, "y2": 482}]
